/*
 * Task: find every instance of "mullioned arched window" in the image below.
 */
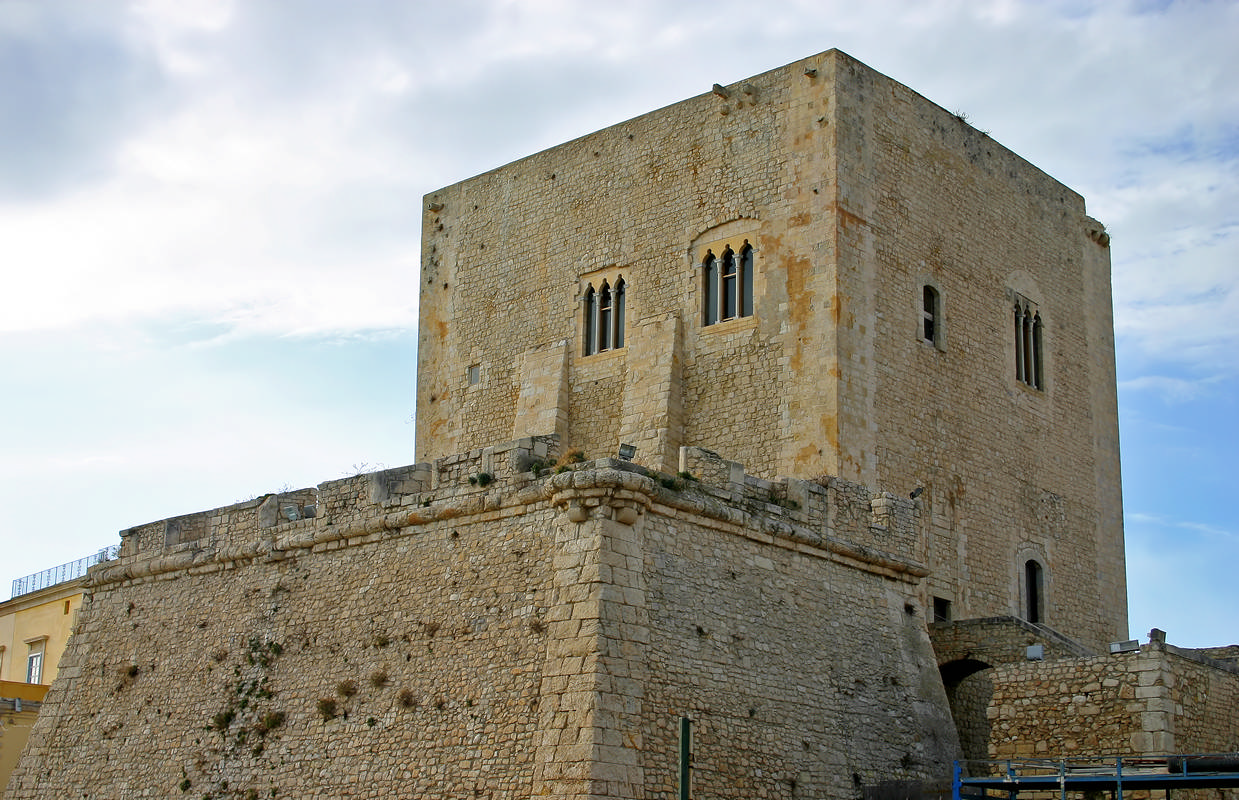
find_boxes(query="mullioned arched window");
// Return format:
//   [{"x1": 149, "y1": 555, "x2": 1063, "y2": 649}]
[
  {"x1": 702, "y1": 243, "x2": 754, "y2": 326},
  {"x1": 1013, "y1": 297, "x2": 1043, "y2": 389},
  {"x1": 583, "y1": 277, "x2": 626, "y2": 355}
]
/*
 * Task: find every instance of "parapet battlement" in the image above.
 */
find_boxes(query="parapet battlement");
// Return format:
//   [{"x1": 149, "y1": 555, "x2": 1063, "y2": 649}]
[{"x1": 98, "y1": 436, "x2": 925, "y2": 592}]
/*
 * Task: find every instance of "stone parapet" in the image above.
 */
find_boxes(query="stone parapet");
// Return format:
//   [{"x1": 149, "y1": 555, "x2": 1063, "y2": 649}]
[{"x1": 92, "y1": 439, "x2": 927, "y2": 596}]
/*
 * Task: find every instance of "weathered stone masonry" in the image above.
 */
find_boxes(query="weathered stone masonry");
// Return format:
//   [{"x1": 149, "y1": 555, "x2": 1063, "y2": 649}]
[{"x1": 6, "y1": 441, "x2": 957, "y2": 799}]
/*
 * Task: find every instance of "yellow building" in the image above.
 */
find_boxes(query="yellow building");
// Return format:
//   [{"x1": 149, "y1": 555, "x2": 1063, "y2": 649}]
[
  {"x1": 0, "y1": 579, "x2": 85, "y2": 687},
  {"x1": 2, "y1": 549, "x2": 110, "y2": 791}
]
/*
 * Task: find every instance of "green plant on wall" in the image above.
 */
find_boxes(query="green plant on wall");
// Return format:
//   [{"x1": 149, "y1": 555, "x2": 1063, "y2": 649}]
[{"x1": 198, "y1": 632, "x2": 288, "y2": 793}]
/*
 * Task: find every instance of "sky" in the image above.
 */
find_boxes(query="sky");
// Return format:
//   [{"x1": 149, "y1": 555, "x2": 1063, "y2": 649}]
[{"x1": 0, "y1": 0, "x2": 1235, "y2": 648}]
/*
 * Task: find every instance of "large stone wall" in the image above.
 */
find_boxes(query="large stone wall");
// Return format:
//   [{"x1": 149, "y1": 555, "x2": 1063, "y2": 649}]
[
  {"x1": 930, "y1": 617, "x2": 1096, "y2": 764},
  {"x1": 6, "y1": 441, "x2": 959, "y2": 799},
  {"x1": 414, "y1": 48, "x2": 1124, "y2": 650},
  {"x1": 640, "y1": 507, "x2": 953, "y2": 798},
  {"x1": 1156, "y1": 643, "x2": 1239, "y2": 756}
]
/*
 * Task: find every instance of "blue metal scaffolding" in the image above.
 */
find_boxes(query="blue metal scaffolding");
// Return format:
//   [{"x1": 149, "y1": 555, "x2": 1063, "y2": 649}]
[{"x1": 954, "y1": 755, "x2": 1239, "y2": 800}]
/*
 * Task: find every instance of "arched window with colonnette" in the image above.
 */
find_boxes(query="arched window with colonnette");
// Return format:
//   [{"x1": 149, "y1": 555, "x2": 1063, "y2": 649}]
[
  {"x1": 702, "y1": 242, "x2": 754, "y2": 326},
  {"x1": 583, "y1": 277, "x2": 626, "y2": 356}
]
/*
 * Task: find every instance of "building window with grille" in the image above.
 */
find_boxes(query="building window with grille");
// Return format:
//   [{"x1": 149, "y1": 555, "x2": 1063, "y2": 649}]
[
  {"x1": 703, "y1": 243, "x2": 754, "y2": 326},
  {"x1": 26, "y1": 639, "x2": 46, "y2": 684},
  {"x1": 583, "y1": 277, "x2": 625, "y2": 356},
  {"x1": 1013, "y1": 296, "x2": 1044, "y2": 389}
]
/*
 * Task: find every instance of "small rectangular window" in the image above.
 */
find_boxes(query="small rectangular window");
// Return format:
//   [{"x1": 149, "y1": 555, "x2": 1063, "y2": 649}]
[
  {"x1": 703, "y1": 259, "x2": 717, "y2": 325},
  {"x1": 740, "y1": 247, "x2": 754, "y2": 317},
  {"x1": 933, "y1": 596, "x2": 952, "y2": 623},
  {"x1": 466, "y1": 365, "x2": 480, "y2": 385},
  {"x1": 1024, "y1": 560, "x2": 1044, "y2": 623},
  {"x1": 922, "y1": 285, "x2": 940, "y2": 345}
]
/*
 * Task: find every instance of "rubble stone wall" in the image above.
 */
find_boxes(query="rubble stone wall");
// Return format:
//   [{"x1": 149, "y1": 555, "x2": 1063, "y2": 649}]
[
  {"x1": 639, "y1": 502, "x2": 956, "y2": 798},
  {"x1": 985, "y1": 643, "x2": 1239, "y2": 760},
  {"x1": 1165, "y1": 646, "x2": 1239, "y2": 755}
]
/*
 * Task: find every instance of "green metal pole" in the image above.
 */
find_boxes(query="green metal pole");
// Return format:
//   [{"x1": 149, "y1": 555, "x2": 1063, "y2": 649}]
[{"x1": 679, "y1": 717, "x2": 692, "y2": 800}]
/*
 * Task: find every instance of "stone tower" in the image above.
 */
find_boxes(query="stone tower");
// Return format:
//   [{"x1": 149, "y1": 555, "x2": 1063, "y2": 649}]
[{"x1": 415, "y1": 49, "x2": 1125, "y2": 650}]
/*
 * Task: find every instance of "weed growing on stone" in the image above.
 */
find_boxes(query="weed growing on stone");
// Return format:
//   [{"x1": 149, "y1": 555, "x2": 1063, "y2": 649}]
[
  {"x1": 114, "y1": 663, "x2": 140, "y2": 693},
  {"x1": 210, "y1": 710, "x2": 235, "y2": 732},
  {"x1": 255, "y1": 711, "x2": 284, "y2": 734}
]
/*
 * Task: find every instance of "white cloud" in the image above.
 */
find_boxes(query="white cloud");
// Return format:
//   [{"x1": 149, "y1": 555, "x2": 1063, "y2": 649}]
[
  {"x1": 0, "y1": 22, "x2": 423, "y2": 338},
  {"x1": 1118, "y1": 374, "x2": 1221, "y2": 403}
]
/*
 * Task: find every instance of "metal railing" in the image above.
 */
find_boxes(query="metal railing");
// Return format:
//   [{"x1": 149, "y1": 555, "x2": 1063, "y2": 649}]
[
  {"x1": 954, "y1": 754, "x2": 1239, "y2": 800},
  {"x1": 10, "y1": 545, "x2": 120, "y2": 598}
]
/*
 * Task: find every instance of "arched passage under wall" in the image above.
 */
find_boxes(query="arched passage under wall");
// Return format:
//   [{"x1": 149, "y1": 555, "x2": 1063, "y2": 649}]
[{"x1": 940, "y1": 658, "x2": 994, "y2": 765}]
